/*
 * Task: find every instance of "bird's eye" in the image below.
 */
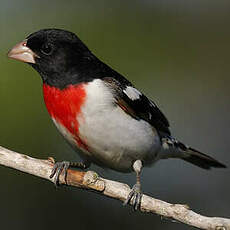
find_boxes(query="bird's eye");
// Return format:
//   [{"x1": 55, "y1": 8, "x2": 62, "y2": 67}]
[{"x1": 41, "y1": 44, "x2": 53, "y2": 55}]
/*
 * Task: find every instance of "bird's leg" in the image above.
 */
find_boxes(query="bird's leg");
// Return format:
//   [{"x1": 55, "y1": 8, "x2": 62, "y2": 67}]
[
  {"x1": 124, "y1": 160, "x2": 143, "y2": 210},
  {"x1": 49, "y1": 160, "x2": 91, "y2": 186}
]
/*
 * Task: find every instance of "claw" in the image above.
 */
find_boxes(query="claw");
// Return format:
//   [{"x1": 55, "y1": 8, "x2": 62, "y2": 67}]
[
  {"x1": 123, "y1": 183, "x2": 142, "y2": 210},
  {"x1": 49, "y1": 160, "x2": 91, "y2": 186},
  {"x1": 50, "y1": 161, "x2": 70, "y2": 186}
]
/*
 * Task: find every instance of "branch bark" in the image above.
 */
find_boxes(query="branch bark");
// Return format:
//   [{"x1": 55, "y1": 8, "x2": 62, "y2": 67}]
[{"x1": 0, "y1": 145, "x2": 229, "y2": 230}]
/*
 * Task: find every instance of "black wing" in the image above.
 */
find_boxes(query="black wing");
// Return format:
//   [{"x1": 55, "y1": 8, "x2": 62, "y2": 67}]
[{"x1": 103, "y1": 77, "x2": 171, "y2": 136}]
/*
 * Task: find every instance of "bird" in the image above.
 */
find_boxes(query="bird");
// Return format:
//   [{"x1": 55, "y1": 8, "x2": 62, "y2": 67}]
[{"x1": 7, "y1": 28, "x2": 226, "y2": 210}]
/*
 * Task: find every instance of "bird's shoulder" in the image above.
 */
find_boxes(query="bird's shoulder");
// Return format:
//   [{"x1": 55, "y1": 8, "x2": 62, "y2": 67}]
[{"x1": 102, "y1": 76, "x2": 171, "y2": 136}]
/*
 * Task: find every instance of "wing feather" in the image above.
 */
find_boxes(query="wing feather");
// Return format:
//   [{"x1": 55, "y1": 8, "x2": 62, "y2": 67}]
[{"x1": 103, "y1": 77, "x2": 171, "y2": 136}]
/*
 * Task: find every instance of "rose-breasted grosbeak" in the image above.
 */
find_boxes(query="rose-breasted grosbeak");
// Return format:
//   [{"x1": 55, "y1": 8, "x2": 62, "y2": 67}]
[{"x1": 8, "y1": 29, "x2": 226, "y2": 209}]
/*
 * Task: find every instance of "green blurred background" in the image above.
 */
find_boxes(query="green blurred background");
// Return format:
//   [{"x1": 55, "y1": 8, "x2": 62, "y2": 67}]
[{"x1": 0, "y1": 0, "x2": 229, "y2": 229}]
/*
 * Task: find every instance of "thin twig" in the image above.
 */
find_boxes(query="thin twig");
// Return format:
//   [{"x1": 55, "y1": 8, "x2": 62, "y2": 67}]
[{"x1": 0, "y1": 145, "x2": 229, "y2": 230}]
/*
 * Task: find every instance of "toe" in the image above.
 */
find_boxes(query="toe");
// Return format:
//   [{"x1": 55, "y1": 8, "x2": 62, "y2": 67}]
[
  {"x1": 123, "y1": 184, "x2": 142, "y2": 210},
  {"x1": 123, "y1": 189, "x2": 135, "y2": 206},
  {"x1": 63, "y1": 162, "x2": 70, "y2": 183},
  {"x1": 49, "y1": 161, "x2": 70, "y2": 186},
  {"x1": 49, "y1": 163, "x2": 59, "y2": 179},
  {"x1": 134, "y1": 191, "x2": 142, "y2": 210}
]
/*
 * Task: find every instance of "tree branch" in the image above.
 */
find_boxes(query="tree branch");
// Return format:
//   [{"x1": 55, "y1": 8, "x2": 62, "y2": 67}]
[{"x1": 0, "y1": 145, "x2": 229, "y2": 230}]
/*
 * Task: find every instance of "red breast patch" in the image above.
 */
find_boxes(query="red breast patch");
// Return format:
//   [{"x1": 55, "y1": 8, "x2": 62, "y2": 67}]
[{"x1": 43, "y1": 83, "x2": 88, "y2": 150}]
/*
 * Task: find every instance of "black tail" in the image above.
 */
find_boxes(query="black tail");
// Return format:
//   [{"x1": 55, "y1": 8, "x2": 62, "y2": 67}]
[
  {"x1": 161, "y1": 137, "x2": 227, "y2": 169},
  {"x1": 182, "y1": 147, "x2": 226, "y2": 169}
]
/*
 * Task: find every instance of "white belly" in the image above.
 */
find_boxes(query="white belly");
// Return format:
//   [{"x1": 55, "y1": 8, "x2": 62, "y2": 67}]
[{"x1": 77, "y1": 79, "x2": 161, "y2": 172}]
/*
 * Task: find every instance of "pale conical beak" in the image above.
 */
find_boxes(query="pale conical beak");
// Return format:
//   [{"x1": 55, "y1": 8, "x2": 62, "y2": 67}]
[{"x1": 7, "y1": 40, "x2": 38, "y2": 64}]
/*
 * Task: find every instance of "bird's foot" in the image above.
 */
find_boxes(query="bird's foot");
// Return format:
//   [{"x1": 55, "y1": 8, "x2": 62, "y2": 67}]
[
  {"x1": 50, "y1": 161, "x2": 70, "y2": 186},
  {"x1": 49, "y1": 160, "x2": 90, "y2": 186},
  {"x1": 123, "y1": 183, "x2": 143, "y2": 210}
]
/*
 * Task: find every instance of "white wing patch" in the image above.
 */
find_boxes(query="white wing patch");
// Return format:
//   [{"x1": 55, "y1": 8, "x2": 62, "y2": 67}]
[{"x1": 123, "y1": 86, "x2": 142, "y2": 100}]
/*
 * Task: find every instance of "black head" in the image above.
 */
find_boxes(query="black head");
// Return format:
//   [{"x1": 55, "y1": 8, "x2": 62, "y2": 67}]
[{"x1": 8, "y1": 28, "x2": 108, "y2": 89}]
